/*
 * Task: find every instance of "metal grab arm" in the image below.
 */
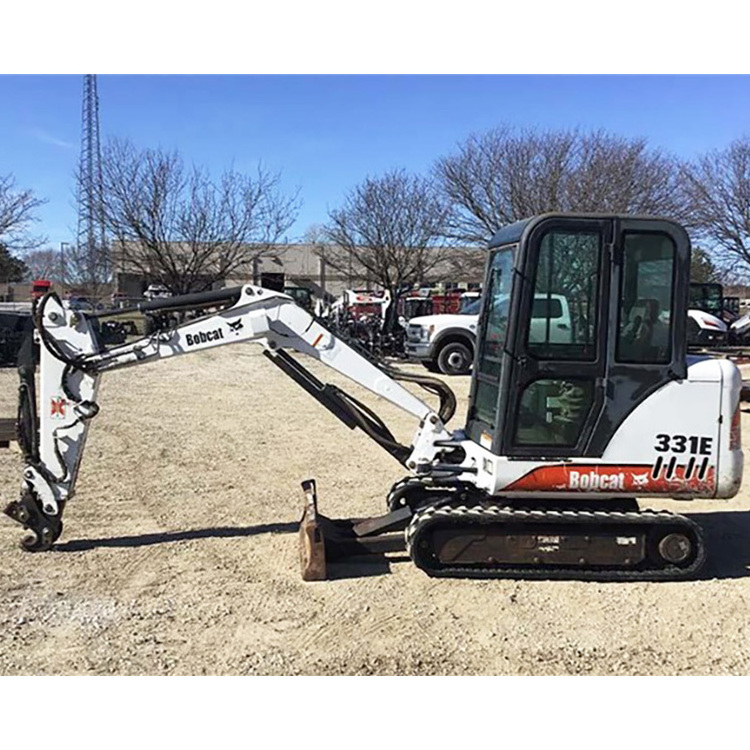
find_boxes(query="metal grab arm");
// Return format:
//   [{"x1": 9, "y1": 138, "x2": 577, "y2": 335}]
[{"x1": 18, "y1": 285, "x2": 456, "y2": 529}]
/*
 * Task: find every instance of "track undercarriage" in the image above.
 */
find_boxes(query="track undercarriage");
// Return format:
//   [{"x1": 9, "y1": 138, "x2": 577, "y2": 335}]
[{"x1": 299, "y1": 477, "x2": 706, "y2": 582}]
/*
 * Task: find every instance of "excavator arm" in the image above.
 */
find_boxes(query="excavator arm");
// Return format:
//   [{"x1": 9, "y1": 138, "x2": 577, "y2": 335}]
[{"x1": 4, "y1": 284, "x2": 462, "y2": 552}]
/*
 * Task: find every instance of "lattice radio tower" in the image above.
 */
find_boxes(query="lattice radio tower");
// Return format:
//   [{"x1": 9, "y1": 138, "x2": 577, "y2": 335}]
[{"x1": 74, "y1": 74, "x2": 107, "y2": 292}]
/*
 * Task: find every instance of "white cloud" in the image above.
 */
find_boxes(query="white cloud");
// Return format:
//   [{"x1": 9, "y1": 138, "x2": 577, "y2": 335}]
[{"x1": 29, "y1": 128, "x2": 75, "y2": 149}]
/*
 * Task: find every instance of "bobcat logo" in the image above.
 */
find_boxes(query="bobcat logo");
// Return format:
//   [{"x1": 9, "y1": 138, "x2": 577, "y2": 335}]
[
  {"x1": 227, "y1": 319, "x2": 243, "y2": 334},
  {"x1": 631, "y1": 473, "x2": 650, "y2": 488}
]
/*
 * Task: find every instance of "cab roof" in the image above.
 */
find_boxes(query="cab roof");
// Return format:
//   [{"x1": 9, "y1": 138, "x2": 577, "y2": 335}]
[
  {"x1": 487, "y1": 218, "x2": 533, "y2": 249},
  {"x1": 487, "y1": 213, "x2": 685, "y2": 250}
]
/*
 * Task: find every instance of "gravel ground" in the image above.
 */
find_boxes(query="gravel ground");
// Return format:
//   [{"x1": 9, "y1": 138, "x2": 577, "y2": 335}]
[{"x1": 0, "y1": 347, "x2": 748, "y2": 675}]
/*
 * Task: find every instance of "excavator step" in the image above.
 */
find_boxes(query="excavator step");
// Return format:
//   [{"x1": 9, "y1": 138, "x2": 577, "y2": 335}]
[{"x1": 406, "y1": 503, "x2": 706, "y2": 582}]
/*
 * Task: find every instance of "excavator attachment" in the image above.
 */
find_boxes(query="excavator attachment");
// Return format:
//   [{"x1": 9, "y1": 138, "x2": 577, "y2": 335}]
[
  {"x1": 298, "y1": 479, "x2": 410, "y2": 580},
  {"x1": 299, "y1": 480, "x2": 327, "y2": 581}
]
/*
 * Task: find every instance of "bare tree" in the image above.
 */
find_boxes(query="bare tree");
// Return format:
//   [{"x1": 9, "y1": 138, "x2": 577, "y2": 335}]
[
  {"x1": 22, "y1": 248, "x2": 64, "y2": 282},
  {"x1": 681, "y1": 137, "x2": 750, "y2": 278},
  {"x1": 690, "y1": 247, "x2": 723, "y2": 285},
  {"x1": 62, "y1": 239, "x2": 112, "y2": 301},
  {"x1": 98, "y1": 138, "x2": 300, "y2": 295},
  {"x1": 0, "y1": 174, "x2": 46, "y2": 251},
  {"x1": 435, "y1": 126, "x2": 688, "y2": 245},
  {"x1": 321, "y1": 170, "x2": 451, "y2": 329}
]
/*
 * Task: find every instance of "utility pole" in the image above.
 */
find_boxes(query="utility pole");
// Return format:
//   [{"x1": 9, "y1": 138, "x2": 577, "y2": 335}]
[
  {"x1": 74, "y1": 74, "x2": 108, "y2": 300},
  {"x1": 60, "y1": 242, "x2": 69, "y2": 292}
]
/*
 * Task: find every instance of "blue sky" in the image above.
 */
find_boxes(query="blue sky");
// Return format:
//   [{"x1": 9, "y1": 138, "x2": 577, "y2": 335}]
[{"x1": 2, "y1": 74, "x2": 750, "y2": 251}]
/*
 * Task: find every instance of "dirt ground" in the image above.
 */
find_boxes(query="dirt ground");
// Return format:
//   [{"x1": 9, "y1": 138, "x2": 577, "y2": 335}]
[{"x1": 0, "y1": 346, "x2": 748, "y2": 676}]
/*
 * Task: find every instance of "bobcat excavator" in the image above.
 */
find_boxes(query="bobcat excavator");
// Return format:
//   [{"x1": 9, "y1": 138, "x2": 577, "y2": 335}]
[{"x1": 2, "y1": 214, "x2": 744, "y2": 581}]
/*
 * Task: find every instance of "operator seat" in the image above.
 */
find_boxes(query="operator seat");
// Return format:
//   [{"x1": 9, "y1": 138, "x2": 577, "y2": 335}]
[{"x1": 621, "y1": 298, "x2": 668, "y2": 361}]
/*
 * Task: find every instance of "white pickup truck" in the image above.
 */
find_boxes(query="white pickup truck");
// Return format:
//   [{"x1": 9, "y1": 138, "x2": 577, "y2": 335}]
[{"x1": 405, "y1": 294, "x2": 573, "y2": 375}]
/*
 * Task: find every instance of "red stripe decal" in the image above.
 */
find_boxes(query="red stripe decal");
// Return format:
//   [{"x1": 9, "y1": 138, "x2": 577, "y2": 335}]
[{"x1": 503, "y1": 464, "x2": 716, "y2": 494}]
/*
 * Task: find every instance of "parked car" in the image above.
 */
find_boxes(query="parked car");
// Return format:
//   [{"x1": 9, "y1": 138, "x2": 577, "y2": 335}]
[
  {"x1": 0, "y1": 311, "x2": 32, "y2": 367},
  {"x1": 143, "y1": 284, "x2": 172, "y2": 300},
  {"x1": 67, "y1": 296, "x2": 95, "y2": 311}
]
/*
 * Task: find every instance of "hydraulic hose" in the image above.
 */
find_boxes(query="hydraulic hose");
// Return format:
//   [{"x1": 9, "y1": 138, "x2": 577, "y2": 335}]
[{"x1": 382, "y1": 366, "x2": 457, "y2": 424}]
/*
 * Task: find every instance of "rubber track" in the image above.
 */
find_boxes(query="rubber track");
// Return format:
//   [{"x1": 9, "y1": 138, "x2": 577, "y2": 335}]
[{"x1": 406, "y1": 504, "x2": 706, "y2": 582}]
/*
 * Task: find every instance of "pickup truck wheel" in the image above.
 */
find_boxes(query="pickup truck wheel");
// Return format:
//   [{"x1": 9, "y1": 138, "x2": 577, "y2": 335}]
[
  {"x1": 421, "y1": 361, "x2": 440, "y2": 373},
  {"x1": 437, "y1": 341, "x2": 472, "y2": 375}
]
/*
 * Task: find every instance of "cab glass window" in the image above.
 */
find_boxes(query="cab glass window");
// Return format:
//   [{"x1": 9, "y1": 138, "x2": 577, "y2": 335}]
[
  {"x1": 473, "y1": 246, "x2": 514, "y2": 427},
  {"x1": 513, "y1": 378, "x2": 594, "y2": 447},
  {"x1": 617, "y1": 233, "x2": 675, "y2": 364},
  {"x1": 526, "y1": 229, "x2": 601, "y2": 360},
  {"x1": 689, "y1": 283, "x2": 722, "y2": 317},
  {"x1": 476, "y1": 248, "x2": 514, "y2": 381}
]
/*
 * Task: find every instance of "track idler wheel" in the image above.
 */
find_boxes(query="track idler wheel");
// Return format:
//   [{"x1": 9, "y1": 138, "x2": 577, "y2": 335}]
[
  {"x1": 3, "y1": 490, "x2": 63, "y2": 552},
  {"x1": 656, "y1": 532, "x2": 693, "y2": 565}
]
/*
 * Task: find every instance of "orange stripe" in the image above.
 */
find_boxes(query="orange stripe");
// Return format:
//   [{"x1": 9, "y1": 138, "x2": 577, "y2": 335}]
[{"x1": 312, "y1": 333, "x2": 323, "y2": 348}]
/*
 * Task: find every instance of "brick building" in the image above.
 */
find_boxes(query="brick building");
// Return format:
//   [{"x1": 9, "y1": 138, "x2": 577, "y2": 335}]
[{"x1": 114, "y1": 243, "x2": 486, "y2": 300}]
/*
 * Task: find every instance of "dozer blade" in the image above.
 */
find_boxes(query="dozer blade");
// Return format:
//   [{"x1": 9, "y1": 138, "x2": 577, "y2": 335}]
[
  {"x1": 299, "y1": 479, "x2": 327, "y2": 581},
  {"x1": 297, "y1": 479, "x2": 411, "y2": 581}
]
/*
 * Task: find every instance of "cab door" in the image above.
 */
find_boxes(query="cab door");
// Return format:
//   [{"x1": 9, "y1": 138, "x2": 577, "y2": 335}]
[
  {"x1": 584, "y1": 217, "x2": 688, "y2": 453},
  {"x1": 500, "y1": 217, "x2": 612, "y2": 458}
]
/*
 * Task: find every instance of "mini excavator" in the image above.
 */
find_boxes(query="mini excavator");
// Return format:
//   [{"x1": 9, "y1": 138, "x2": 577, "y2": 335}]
[{"x1": 3, "y1": 214, "x2": 744, "y2": 581}]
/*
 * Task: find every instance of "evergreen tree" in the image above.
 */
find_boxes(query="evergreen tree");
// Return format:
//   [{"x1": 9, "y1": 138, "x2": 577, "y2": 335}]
[{"x1": 0, "y1": 242, "x2": 28, "y2": 283}]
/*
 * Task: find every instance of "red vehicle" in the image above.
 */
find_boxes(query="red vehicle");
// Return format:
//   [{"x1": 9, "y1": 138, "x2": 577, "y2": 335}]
[
  {"x1": 344, "y1": 290, "x2": 389, "y2": 321},
  {"x1": 31, "y1": 279, "x2": 52, "y2": 301},
  {"x1": 399, "y1": 289, "x2": 480, "y2": 322}
]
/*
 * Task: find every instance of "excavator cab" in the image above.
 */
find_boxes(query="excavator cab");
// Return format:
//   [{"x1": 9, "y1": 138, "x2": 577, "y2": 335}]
[{"x1": 466, "y1": 214, "x2": 690, "y2": 459}]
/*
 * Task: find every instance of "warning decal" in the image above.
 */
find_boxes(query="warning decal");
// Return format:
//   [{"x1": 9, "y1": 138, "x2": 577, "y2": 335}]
[{"x1": 50, "y1": 397, "x2": 67, "y2": 419}]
